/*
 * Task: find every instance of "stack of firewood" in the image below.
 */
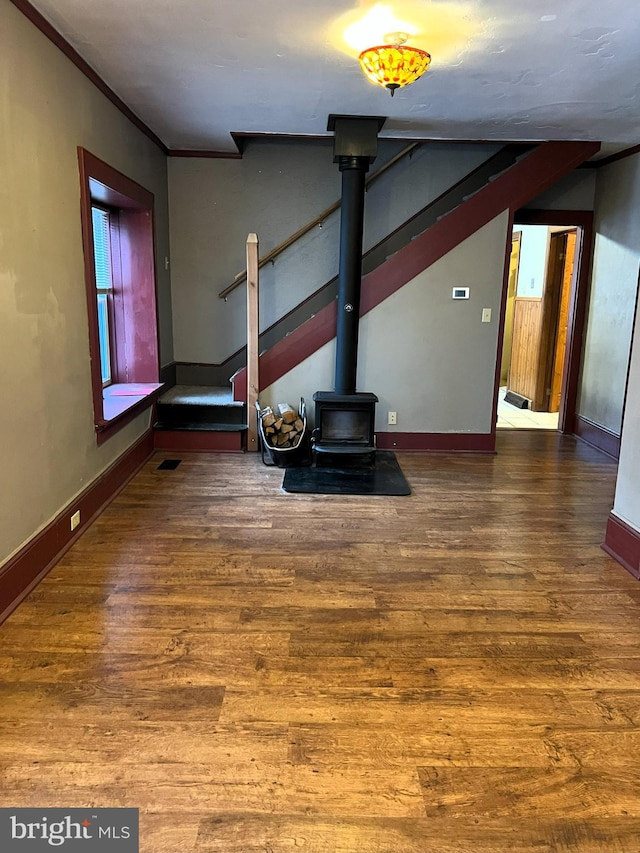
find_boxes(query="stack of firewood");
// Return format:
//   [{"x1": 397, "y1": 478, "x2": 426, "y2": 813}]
[{"x1": 260, "y1": 402, "x2": 305, "y2": 449}]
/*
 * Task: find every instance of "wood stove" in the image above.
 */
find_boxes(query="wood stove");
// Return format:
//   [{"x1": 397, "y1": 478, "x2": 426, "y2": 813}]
[
  {"x1": 311, "y1": 115, "x2": 384, "y2": 464},
  {"x1": 313, "y1": 391, "x2": 378, "y2": 457}
]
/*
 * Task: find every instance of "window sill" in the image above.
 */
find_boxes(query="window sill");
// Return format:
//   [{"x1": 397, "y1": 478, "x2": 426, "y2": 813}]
[{"x1": 97, "y1": 383, "x2": 164, "y2": 444}]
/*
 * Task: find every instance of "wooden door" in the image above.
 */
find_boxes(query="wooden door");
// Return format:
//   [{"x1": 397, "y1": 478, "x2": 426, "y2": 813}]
[
  {"x1": 507, "y1": 230, "x2": 574, "y2": 412},
  {"x1": 500, "y1": 232, "x2": 521, "y2": 385},
  {"x1": 532, "y1": 231, "x2": 566, "y2": 411},
  {"x1": 507, "y1": 297, "x2": 544, "y2": 405},
  {"x1": 549, "y1": 231, "x2": 577, "y2": 412}
]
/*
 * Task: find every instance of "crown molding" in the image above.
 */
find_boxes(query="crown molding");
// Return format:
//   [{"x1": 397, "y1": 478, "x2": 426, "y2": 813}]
[
  {"x1": 10, "y1": 0, "x2": 168, "y2": 154},
  {"x1": 168, "y1": 149, "x2": 243, "y2": 160}
]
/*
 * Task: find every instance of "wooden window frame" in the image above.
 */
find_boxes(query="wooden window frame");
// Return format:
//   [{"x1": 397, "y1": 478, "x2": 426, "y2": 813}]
[
  {"x1": 91, "y1": 204, "x2": 118, "y2": 387},
  {"x1": 78, "y1": 148, "x2": 162, "y2": 444}
]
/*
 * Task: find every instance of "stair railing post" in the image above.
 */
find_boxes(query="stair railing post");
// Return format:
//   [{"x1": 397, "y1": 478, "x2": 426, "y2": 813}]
[{"x1": 246, "y1": 233, "x2": 259, "y2": 452}]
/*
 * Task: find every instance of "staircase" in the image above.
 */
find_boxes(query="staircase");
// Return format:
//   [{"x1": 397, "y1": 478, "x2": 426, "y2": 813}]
[
  {"x1": 155, "y1": 139, "x2": 600, "y2": 451},
  {"x1": 232, "y1": 140, "x2": 600, "y2": 400},
  {"x1": 154, "y1": 385, "x2": 246, "y2": 452},
  {"x1": 209, "y1": 144, "x2": 533, "y2": 384}
]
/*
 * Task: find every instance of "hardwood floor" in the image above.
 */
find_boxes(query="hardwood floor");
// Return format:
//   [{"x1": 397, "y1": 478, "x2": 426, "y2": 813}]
[{"x1": 1, "y1": 431, "x2": 639, "y2": 852}]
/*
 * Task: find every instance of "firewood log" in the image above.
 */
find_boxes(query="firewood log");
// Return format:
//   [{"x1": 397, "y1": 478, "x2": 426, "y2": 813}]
[
  {"x1": 277, "y1": 403, "x2": 298, "y2": 424},
  {"x1": 260, "y1": 399, "x2": 306, "y2": 455}
]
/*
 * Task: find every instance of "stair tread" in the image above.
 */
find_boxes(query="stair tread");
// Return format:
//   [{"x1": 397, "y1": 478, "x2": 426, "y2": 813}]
[{"x1": 158, "y1": 385, "x2": 242, "y2": 407}]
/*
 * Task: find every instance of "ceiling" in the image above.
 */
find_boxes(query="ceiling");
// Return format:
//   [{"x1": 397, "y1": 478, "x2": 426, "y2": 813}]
[{"x1": 25, "y1": 0, "x2": 640, "y2": 158}]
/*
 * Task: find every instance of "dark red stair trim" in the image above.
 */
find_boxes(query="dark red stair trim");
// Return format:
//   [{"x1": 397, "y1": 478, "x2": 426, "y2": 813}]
[
  {"x1": 233, "y1": 141, "x2": 601, "y2": 401},
  {"x1": 153, "y1": 430, "x2": 244, "y2": 453}
]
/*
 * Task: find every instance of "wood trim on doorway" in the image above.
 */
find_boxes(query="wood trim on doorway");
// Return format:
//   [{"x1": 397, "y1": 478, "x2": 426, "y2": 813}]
[
  {"x1": 499, "y1": 230, "x2": 521, "y2": 387},
  {"x1": 490, "y1": 212, "x2": 516, "y2": 439},
  {"x1": 510, "y1": 210, "x2": 594, "y2": 435},
  {"x1": 549, "y1": 230, "x2": 577, "y2": 412}
]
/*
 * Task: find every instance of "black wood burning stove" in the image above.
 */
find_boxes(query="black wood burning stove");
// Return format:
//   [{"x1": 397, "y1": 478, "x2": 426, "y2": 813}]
[
  {"x1": 313, "y1": 391, "x2": 378, "y2": 456},
  {"x1": 312, "y1": 115, "x2": 385, "y2": 463}
]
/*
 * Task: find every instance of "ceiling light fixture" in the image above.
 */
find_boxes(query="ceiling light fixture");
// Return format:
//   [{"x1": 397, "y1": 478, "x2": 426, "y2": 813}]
[{"x1": 359, "y1": 32, "x2": 431, "y2": 96}]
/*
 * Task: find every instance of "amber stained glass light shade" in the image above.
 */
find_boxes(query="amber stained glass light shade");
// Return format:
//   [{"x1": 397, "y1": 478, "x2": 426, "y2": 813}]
[{"x1": 359, "y1": 44, "x2": 431, "y2": 96}]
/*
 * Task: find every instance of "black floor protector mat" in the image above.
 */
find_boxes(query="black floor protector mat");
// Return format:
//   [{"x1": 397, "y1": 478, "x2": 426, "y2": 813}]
[{"x1": 282, "y1": 451, "x2": 410, "y2": 496}]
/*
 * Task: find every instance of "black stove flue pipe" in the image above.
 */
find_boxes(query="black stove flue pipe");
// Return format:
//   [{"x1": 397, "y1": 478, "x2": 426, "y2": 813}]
[
  {"x1": 334, "y1": 156, "x2": 368, "y2": 395},
  {"x1": 328, "y1": 115, "x2": 386, "y2": 395}
]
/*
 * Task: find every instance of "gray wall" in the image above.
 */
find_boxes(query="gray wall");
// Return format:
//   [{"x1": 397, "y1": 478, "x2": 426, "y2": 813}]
[
  {"x1": 578, "y1": 155, "x2": 640, "y2": 434},
  {"x1": 525, "y1": 170, "x2": 596, "y2": 211},
  {"x1": 615, "y1": 296, "x2": 640, "y2": 531},
  {"x1": 605, "y1": 152, "x2": 640, "y2": 531},
  {"x1": 515, "y1": 225, "x2": 549, "y2": 298},
  {"x1": 0, "y1": 0, "x2": 171, "y2": 565},
  {"x1": 514, "y1": 163, "x2": 636, "y2": 436},
  {"x1": 266, "y1": 213, "x2": 511, "y2": 435},
  {"x1": 168, "y1": 139, "x2": 338, "y2": 364},
  {"x1": 168, "y1": 140, "x2": 500, "y2": 365}
]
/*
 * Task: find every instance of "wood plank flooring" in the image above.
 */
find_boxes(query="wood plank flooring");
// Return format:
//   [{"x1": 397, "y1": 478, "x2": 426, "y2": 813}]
[{"x1": 1, "y1": 431, "x2": 639, "y2": 852}]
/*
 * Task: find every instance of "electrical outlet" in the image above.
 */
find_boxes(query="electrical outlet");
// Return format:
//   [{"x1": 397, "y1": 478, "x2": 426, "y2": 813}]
[
  {"x1": 70, "y1": 510, "x2": 81, "y2": 531},
  {"x1": 388, "y1": 411, "x2": 397, "y2": 425}
]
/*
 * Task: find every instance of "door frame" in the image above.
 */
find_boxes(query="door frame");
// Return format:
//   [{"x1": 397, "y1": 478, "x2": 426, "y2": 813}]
[
  {"x1": 548, "y1": 228, "x2": 577, "y2": 413},
  {"x1": 500, "y1": 230, "x2": 522, "y2": 385},
  {"x1": 492, "y1": 209, "x2": 594, "y2": 437}
]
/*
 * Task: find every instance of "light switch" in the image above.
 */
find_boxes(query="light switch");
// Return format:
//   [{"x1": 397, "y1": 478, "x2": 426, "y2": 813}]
[{"x1": 482, "y1": 308, "x2": 492, "y2": 323}]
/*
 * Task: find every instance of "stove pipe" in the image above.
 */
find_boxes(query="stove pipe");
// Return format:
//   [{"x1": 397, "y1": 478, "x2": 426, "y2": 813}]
[
  {"x1": 334, "y1": 156, "x2": 368, "y2": 395},
  {"x1": 328, "y1": 115, "x2": 385, "y2": 396}
]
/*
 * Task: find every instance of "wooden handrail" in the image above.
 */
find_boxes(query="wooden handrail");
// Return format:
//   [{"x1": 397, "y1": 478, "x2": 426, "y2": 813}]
[{"x1": 218, "y1": 142, "x2": 421, "y2": 299}]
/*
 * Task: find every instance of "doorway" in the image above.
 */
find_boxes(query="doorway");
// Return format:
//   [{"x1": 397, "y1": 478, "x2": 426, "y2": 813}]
[{"x1": 497, "y1": 217, "x2": 583, "y2": 432}]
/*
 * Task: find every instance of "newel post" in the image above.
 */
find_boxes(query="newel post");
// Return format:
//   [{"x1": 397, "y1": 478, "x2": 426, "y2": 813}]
[{"x1": 246, "y1": 233, "x2": 259, "y2": 452}]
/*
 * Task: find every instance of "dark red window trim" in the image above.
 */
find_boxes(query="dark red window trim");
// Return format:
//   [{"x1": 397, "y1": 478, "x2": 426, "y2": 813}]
[{"x1": 78, "y1": 148, "x2": 162, "y2": 444}]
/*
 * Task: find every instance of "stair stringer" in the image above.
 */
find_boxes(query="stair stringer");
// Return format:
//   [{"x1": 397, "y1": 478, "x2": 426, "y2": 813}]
[{"x1": 233, "y1": 140, "x2": 600, "y2": 402}]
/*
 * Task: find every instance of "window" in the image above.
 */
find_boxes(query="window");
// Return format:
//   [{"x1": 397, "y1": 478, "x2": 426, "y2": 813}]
[
  {"x1": 91, "y1": 206, "x2": 115, "y2": 385},
  {"x1": 78, "y1": 148, "x2": 161, "y2": 443}
]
